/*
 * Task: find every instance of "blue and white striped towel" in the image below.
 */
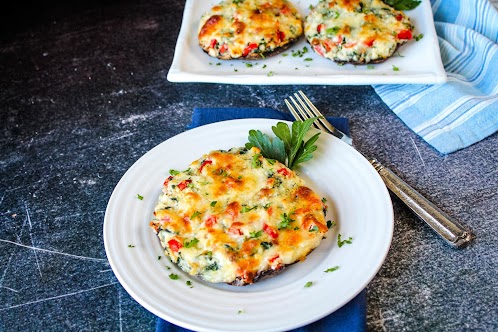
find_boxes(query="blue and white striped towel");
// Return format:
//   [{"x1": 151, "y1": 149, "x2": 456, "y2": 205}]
[{"x1": 373, "y1": 0, "x2": 498, "y2": 154}]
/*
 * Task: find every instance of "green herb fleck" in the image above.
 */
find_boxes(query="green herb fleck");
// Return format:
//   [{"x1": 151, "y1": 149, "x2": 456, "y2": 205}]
[
  {"x1": 137, "y1": 194, "x2": 144, "y2": 200},
  {"x1": 279, "y1": 213, "x2": 295, "y2": 230},
  {"x1": 184, "y1": 238, "x2": 199, "y2": 248},
  {"x1": 238, "y1": 309, "x2": 245, "y2": 314},
  {"x1": 249, "y1": 230, "x2": 263, "y2": 238},
  {"x1": 337, "y1": 234, "x2": 353, "y2": 247},
  {"x1": 245, "y1": 63, "x2": 253, "y2": 67},
  {"x1": 261, "y1": 241, "x2": 273, "y2": 250},
  {"x1": 304, "y1": 58, "x2": 313, "y2": 61},
  {"x1": 309, "y1": 225, "x2": 319, "y2": 232},
  {"x1": 414, "y1": 33, "x2": 424, "y2": 41},
  {"x1": 158, "y1": 256, "x2": 162, "y2": 260},
  {"x1": 252, "y1": 154, "x2": 262, "y2": 168},
  {"x1": 324, "y1": 266, "x2": 340, "y2": 273},
  {"x1": 241, "y1": 205, "x2": 257, "y2": 213},
  {"x1": 128, "y1": 244, "x2": 135, "y2": 248},
  {"x1": 327, "y1": 220, "x2": 336, "y2": 229},
  {"x1": 210, "y1": 201, "x2": 217, "y2": 207},
  {"x1": 190, "y1": 211, "x2": 201, "y2": 219},
  {"x1": 186, "y1": 280, "x2": 193, "y2": 288},
  {"x1": 267, "y1": 71, "x2": 274, "y2": 77},
  {"x1": 392, "y1": 65, "x2": 400, "y2": 71},
  {"x1": 169, "y1": 169, "x2": 180, "y2": 176},
  {"x1": 169, "y1": 273, "x2": 179, "y2": 280},
  {"x1": 304, "y1": 281, "x2": 313, "y2": 288},
  {"x1": 325, "y1": 26, "x2": 340, "y2": 36},
  {"x1": 367, "y1": 65, "x2": 375, "y2": 69}
]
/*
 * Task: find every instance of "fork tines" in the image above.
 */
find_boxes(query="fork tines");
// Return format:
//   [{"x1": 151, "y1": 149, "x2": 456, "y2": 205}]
[{"x1": 285, "y1": 91, "x2": 331, "y2": 133}]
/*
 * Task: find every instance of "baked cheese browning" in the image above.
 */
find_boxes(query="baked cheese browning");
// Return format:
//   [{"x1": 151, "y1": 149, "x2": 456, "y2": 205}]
[
  {"x1": 198, "y1": 0, "x2": 303, "y2": 60},
  {"x1": 150, "y1": 147, "x2": 328, "y2": 285},
  {"x1": 304, "y1": 0, "x2": 413, "y2": 64}
]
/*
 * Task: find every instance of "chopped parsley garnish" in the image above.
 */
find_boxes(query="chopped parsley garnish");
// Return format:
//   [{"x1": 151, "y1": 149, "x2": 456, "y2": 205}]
[
  {"x1": 169, "y1": 169, "x2": 180, "y2": 176},
  {"x1": 169, "y1": 273, "x2": 179, "y2": 280},
  {"x1": 337, "y1": 234, "x2": 353, "y2": 247},
  {"x1": 210, "y1": 201, "x2": 217, "y2": 207},
  {"x1": 184, "y1": 238, "x2": 199, "y2": 248},
  {"x1": 128, "y1": 244, "x2": 135, "y2": 248},
  {"x1": 292, "y1": 46, "x2": 308, "y2": 57},
  {"x1": 278, "y1": 213, "x2": 295, "y2": 230},
  {"x1": 304, "y1": 281, "x2": 313, "y2": 288},
  {"x1": 190, "y1": 211, "x2": 201, "y2": 219},
  {"x1": 325, "y1": 26, "x2": 340, "y2": 36},
  {"x1": 241, "y1": 205, "x2": 257, "y2": 213},
  {"x1": 157, "y1": 256, "x2": 162, "y2": 260},
  {"x1": 245, "y1": 63, "x2": 253, "y2": 67},
  {"x1": 327, "y1": 220, "x2": 336, "y2": 229},
  {"x1": 186, "y1": 280, "x2": 193, "y2": 288},
  {"x1": 324, "y1": 266, "x2": 340, "y2": 273},
  {"x1": 136, "y1": 194, "x2": 144, "y2": 200},
  {"x1": 367, "y1": 64, "x2": 375, "y2": 69},
  {"x1": 414, "y1": 33, "x2": 424, "y2": 41},
  {"x1": 251, "y1": 154, "x2": 262, "y2": 168},
  {"x1": 246, "y1": 118, "x2": 320, "y2": 170},
  {"x1": 304, "y1": 58, "x2": 313, "y2": 62},
  {"x1": 261, "y1": 241, "x2": 273, "y2": 250},
  {"x1": 238, "y1": 309, "x2": 245, "y2": 314},
  {"x1": 321, "y1": 197, "x2": 327, "y2": 203},
  {"x1": 249, "y1": 230, "x2": 263, "y2": 238},
  {"x1": 392, "y1": 65, "x2": 400, "y2": 71},
  {"x1": 267, "y1": 71, "x2": 274, "y2": 77},
  {"x1": 309, "y1": 225, "x2": 319, "y2": 232}
]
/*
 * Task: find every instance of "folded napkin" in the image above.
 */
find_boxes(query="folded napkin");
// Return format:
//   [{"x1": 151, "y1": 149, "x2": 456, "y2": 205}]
[
  {"x1": 373, "y1": 0, "x2": 498, "y2": 154},
  {"x1": 156, "y1": 107, "x2": 366, "y2": 332}
]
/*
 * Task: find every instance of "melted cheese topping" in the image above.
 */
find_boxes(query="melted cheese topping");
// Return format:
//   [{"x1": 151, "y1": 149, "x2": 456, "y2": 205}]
[
  {"x1": 304, "y1": 0, "x2": 413, "y2": 63},
  {"x1": 150, "y1": 147, "x2": 328, "y2": 285},
  {"x1": 198, "y1": 0, "x2": 303, "y2": 59}
]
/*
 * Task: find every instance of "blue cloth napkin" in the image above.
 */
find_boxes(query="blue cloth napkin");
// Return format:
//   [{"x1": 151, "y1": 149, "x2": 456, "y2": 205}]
[
  {"x1": 373, "y1": 0, "x2": 498, "y2": 154},
  {"x1": 156, "y1": 107, "x2": 365, "y2": 332}
]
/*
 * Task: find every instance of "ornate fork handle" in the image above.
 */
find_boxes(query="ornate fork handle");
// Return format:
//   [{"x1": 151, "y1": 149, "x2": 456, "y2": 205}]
[{"x1": 369, "y1": 158, "x2": 473, "y2": 248}]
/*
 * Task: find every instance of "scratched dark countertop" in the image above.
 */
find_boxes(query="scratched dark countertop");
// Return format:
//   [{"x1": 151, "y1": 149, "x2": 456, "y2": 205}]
[{"x1": 1, "y1": 0, "x2": 497, "y2": 331}]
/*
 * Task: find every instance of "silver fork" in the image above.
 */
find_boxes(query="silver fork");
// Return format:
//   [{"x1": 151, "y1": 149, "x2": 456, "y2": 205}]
[{"x1": 285, "y1": 90, "x2": 474, "y2": 249}]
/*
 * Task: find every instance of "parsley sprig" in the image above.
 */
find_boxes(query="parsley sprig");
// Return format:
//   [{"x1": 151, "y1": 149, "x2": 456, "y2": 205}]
[
  {"x1": 383, "y1": 0, "x2": 421, "y2": 10},
  {"x1": 246, "y1": 119, "x2": 320, "y2": 170}
]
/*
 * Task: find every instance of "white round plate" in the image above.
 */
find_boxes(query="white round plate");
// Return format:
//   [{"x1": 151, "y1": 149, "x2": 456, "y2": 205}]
[{"x1": 104, "y1": 119, "x2": 393, "y2": 332}]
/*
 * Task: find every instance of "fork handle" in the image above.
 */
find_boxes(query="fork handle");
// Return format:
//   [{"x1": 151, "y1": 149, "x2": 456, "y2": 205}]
[{"x1": 369, "y1": 159, "x2": 474, "y2": 248}]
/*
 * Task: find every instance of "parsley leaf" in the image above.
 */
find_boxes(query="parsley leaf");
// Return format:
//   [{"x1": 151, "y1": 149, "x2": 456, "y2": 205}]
[
  {"x1": 272, "y1": 118, "x2": 320, "y2": 169},
  {"x1": 245, "y1": 130, "x2": 286, "y2": 164},
  {"x1": 169, "y1": 273, "x2": 179, "y2": 280},
  {"x1": 337, "y1": 234, "x2": 353, "y2": 247},
  {"x1": 278, "y1": 213, "x2": 295, "y2": 230},
  {"x1": 324, "y1": 266, "x2": 340, "y2": 273},
  {"x1": 136, "y1": 194, "x2": 144, "y2": 200},
  {"x1": 383, "y1": 0, "x2": 421, "y2": 10},
  {"x1": 304, "y1": 281, "x2": 313, "y2": 288},
  {"x1": 246, "y1": 119, "x2": 320, "y2": 170},
  {"x1": 184, "y1": 238, "x2": 199, "y2": 248}
]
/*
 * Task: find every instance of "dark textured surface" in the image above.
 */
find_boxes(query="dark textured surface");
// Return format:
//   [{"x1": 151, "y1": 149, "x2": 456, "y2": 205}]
[{"x1": 1, "y1": 1, "x2": 497, "y2": 331}]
